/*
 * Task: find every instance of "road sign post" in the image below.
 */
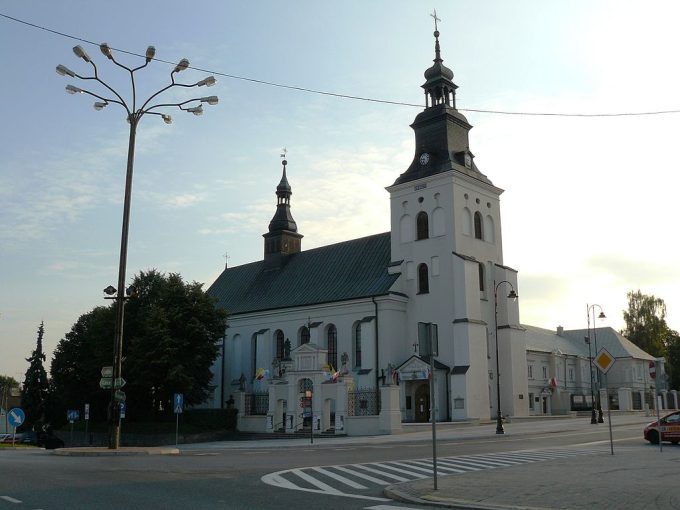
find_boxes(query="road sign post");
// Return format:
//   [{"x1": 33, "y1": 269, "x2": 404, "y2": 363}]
[
  {"x1": 174, "y1": 393, "x2": 184, "y2": 446},
  {"x1": 7, "y1": 408, "x2": 25, "y2": 447},
  {"x1": 593, "y1": 348, "x2": 616, "y2": 455},
  {"x1": 84, "y1": 403, "x2": 90, "y2": 445},
  {"x1": 419, "y1": 321, "x2": 439, "y2": 490}
]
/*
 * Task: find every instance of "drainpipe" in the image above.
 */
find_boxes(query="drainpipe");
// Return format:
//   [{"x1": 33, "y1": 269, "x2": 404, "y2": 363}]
[
  {"x1": 372, "y1": 297, "x2": 379, "y2": 388},
  {"x1": 220, "y1": 336, "x2": 226, "y2": 409}
]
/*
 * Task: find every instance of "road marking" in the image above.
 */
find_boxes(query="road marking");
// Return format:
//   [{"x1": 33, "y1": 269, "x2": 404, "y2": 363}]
[
  {"x1": 366, "y1": 506, "x2": 428, "y2": 510},
  {"x1": 261, "y1": 447, "x2": 609, "y2": 501},
  {"x1": 0, "y1": 496, "x2": 22, "y2": 504}
]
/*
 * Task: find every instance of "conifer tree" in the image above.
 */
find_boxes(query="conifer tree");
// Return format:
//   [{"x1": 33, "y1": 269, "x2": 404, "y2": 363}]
[{"x1": 21, "y1": 322, "x2": 50, "y2": 428}]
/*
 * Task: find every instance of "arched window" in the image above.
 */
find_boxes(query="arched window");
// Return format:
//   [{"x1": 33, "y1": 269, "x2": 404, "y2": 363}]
[
  {"x1": 474, "y1": 211, "x2": 483, "y2": 240},
  {"x1": 275, "y1": 330, "x2": 284, "y2": 360},
  {"x1": 416, "y1": 211, "x2": 429, "y2": 240},
  {"x1": 478, "y1": 263, "x2": 486, "y2": 292},
  {"x1": 300, "y1": 326, "x2": 310, "y2": 345},
  {"x1": 418, "y1": 263, "x2": 429, "y2": 294},
  {"x1": 327, "y1": 324, "x2": 337, "y2": 370},
  {"x1": 354, "y1": 322, "x2": 362, "y2": 368}
]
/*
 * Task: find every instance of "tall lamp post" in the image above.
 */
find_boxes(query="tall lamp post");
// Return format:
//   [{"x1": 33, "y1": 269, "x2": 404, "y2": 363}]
[
  {"x1": 586, "y1": 304, "x2": 606, "y2": 424},
  {"x1": 584, "y1": 334, "x2": 597, "y2": 424},
  {"x1": 494, "y1": 280, "x2": 518, "y2": 435},
  {"x1": 56, "y1": 44, "x2": 218, "y2": 449}
]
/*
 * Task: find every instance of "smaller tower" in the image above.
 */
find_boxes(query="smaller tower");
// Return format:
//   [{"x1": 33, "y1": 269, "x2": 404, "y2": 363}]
[{"x1": 263, "y1": 157, "x2": 303, "y2": 267}]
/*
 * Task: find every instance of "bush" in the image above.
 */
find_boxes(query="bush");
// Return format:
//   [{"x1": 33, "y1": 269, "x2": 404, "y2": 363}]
[{"x1": 184, "y1": 408, "x2": 238, "y2": 431}]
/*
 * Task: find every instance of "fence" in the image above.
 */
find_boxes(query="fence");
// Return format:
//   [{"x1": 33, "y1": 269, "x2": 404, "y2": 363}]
[
  {"x1": 244, "y1": 392, "x2": 269, "y2": 416},
  {"x1": 347, "y1": 388, "x2": 380, "y2": 416}
]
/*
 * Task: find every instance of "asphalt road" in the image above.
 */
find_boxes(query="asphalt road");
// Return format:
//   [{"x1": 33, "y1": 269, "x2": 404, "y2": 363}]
[{"x1": 0, "y1": 415, "x2": 655, "y2": 510}]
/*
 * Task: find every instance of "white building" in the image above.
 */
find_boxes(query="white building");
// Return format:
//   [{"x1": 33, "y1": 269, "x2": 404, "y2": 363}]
[{"x1": 204, "y1": 28, "x2": 671, "y2": 434}]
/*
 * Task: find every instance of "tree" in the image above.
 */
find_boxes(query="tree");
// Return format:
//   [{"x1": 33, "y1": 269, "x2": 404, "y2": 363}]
[
  {"x1": 123, "y1": 270, "x2": 228, "y2": 420},
  {"x1": 48, "y1": 306, "x2": 115, "y2": 425},
  {"x1": 21, "y1": 322, "x2": 50, "y2": 428},
  {"x1": 621, "y1": 290, "x2": 669, "y2": 357},
  {"x1": 665, "y1": 330, "x2": 680, "y2": 390},
  {"x1": 49, "y1": 270, "x2": 227, "y2": 423},
  {"x1": 0, "y1": 375, "x2": 19, "y2": 411}
]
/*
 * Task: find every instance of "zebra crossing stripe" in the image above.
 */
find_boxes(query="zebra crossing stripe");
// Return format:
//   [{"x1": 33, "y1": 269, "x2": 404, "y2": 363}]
[
  {"x1": 333, "y1": 465, "x2": 392, "y2": 485},
  {"x1": 406, "y1": 459, "x2": 466, "y2": 474},
  {"x1": 436, "y1": 458, "x2": 483, "y2": 471},
  {"x1": 370, "y1": 462, "x2": 429, "y2": 479},
  {"x1": 352, "y1": 463, "x2": 410, "y2": 482},
  {"x1": 311, "y1": 467, "x2": 367, "y2": 489},
  {"x1": 291, "y1": 468, "x2": 344, "y2": 494},
  {"x1": 386, "y1": 461, "x2": 438, "y2": 474}
]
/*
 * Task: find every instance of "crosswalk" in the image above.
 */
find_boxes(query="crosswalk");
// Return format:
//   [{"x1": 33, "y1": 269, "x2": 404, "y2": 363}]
[{"x1": 261, "y1": 447, "x2": 607, "y2": 501}]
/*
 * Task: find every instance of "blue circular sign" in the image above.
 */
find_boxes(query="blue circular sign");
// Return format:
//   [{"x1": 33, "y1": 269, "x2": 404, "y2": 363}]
[{"x1": 7, "y1": 407, "x2": 25, "y2": 428}]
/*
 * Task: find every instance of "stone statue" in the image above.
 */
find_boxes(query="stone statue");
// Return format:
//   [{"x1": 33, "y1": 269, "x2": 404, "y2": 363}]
[
  {"x1": 387, "y1": 362, "x2": 395, "y2": 386},
  {"x1": 238, "y1": 373, "x2": 246, "y2": 391},
  {"x1": 284, "y1": 338, "x2": 292, "y2": 360},
  {"x1": 340, "y1": 352, "x2": 349, "y2": 373}
]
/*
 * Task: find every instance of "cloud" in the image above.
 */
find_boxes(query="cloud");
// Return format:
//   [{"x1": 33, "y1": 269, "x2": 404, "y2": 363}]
[{"x1": 586, "y1": 255, "x2": 680, "y2": 287}]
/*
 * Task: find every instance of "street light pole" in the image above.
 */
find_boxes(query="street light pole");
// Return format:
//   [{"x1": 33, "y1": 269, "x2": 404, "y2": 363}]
[
  {"x1": 586, "y1": 304, "x2": 606, "y2": 424},
  {"x1": 584, "y1": 335, "x2": 597, "y2": 424},
  {"x1": 57, "y1": 44, "x2": 218, "y2": 449},
  {"x1": 493, "y1": 280, "x2": 518, "y2": 435}
]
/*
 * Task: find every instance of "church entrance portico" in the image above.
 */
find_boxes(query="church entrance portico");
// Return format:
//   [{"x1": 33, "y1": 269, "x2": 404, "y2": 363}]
[{"x1": 397, "y1": 355, "x2": 450, "y2": 423}]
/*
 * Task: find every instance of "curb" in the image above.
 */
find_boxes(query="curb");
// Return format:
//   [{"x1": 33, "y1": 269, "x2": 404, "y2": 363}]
[{"x1": 53, "y1": 447, "x2": 180, "y2": 457}]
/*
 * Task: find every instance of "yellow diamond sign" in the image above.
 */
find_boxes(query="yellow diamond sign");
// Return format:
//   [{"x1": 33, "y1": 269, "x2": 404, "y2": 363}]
[{"x1": 594, "y1": 348, "x2": 615, "y2": 374}]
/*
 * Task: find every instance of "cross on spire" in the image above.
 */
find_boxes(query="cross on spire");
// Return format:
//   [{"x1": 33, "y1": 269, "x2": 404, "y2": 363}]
[
  {"x1": 430, "y1": 9, "x2": 441, "y2": 32},
  {"x1": 280, "y1": 147, "x2": 287, "y2": 159},
  {"x1": 224, "y1": 251, "x2": 230, "y2": 269}
]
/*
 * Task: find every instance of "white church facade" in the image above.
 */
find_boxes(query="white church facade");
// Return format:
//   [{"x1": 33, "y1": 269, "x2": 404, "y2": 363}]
[{"x1": 204, "y1": 28, "x2": 674, "y2": 435}]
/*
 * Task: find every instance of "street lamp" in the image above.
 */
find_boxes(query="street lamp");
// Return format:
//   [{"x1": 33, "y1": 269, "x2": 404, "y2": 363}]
[
  {"x1": 494, "y1": 280, "x2": 518, "y2": 435},
  {"x1": 584, "y1": 335, "x2": 597, "y2": 424},
  {"x1": 56, "y1": 43, "x2": 218, "y2": 449},
  {"x1": 586, "y1": 304, "x2": 606, "y2": 424}
]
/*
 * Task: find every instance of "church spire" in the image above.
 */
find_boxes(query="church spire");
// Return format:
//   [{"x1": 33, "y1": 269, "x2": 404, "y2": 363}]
[
  {"x1": 263, "y1": 151, "x2": 303, "y2": 265},
  {"x1": 422, "y1": 10, "x2": 457, "y2": 109}
]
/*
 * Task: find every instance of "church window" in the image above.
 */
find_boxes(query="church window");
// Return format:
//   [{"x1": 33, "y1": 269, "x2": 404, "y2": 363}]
[
  {"x1": 542, "y1": 366, "x2": 548, "y2": 379},
  {"x1": 528, "y1": 365, "x2": 533, "y2": 379},
  {"x1": 484, "y1": 215, "x2": 495, "y2": 243},
  {"x1": 400, "y1": 214, "x2": 413, "y2": 243},
  {"x1": 462, "y1": 207, "x2": 472, "y2": 236},
  {"x1": 474, "y1": 211, "x2": 483, "y2": 240},
  {"x1": 478, "y1": 263, "x2": 485, "y2": 292},
  {"x1": 300, "y1": 326, "x2": 310, "y2": 345},
  {"x1": 418, "y1": 263, "x2": 429, "y2": 294},
  {"x1": 327, "y1": 324, "x2": 337, "y2": 370},
  {"x1": 416, "y1": 212, "x2": 429, "y2": 240},
  {"x1": 354, "y1": 322, "x2": 362, "y2": 368},
  {"x1": 432, "y1": 207, "x2": 445, "y2": 236},
  {"x1": 275, "y1": 330, "x2": 284, "y2": 361}
]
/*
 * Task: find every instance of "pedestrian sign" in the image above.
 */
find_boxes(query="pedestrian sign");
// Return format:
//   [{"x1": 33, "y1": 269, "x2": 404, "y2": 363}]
[
  {"x1": 7, "y1": 408, "x2": 25, "y2": 428},
  {"x1": 119, "y1": 402, "x2": 126, "y2": 419},
  {"x1": 67, "y1": 409, "x2": 80, "y2": 422},
  {"x1": 174, "y1": 393, "x2": 184, "y2": 414}
]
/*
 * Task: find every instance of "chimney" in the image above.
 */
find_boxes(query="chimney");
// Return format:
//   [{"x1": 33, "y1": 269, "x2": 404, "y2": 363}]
[{"x1": 556, "y1": 326, "x2": 564, "y2": 336}]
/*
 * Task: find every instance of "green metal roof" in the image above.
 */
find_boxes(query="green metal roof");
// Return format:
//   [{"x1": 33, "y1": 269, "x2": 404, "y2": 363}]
[{"x1": 207, "y1": 232, "x2": 399, "y2": 315}]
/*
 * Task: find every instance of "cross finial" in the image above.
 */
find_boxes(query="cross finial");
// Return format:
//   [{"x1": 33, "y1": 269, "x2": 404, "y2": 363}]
[
  {"x1": 224, "y1": 251, "x2": 230, "y2": 269},
  {"x1": 280, "y1": 147, "x2": 287, "y2": 159},
  {"x1": 430, "y1": 9, "x2": 441, "y2": 32}
]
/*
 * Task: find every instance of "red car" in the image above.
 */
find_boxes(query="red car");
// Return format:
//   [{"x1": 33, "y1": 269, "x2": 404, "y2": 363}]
[{"x1": 644, "y1": 410, "x2": 680, "y2": 445}]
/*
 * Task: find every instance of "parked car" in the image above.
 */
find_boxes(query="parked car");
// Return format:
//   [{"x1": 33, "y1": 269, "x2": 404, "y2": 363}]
[{"x1": 644, "y1": 410, "x2": 680, "y2": 445}]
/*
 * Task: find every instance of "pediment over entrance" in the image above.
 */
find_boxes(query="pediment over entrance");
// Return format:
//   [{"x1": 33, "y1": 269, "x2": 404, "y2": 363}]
[
  {"x1": 396, "y1": 355, "x2": 450, "y2": 381},
  {"x1": 291, "y1": 343, "x2": 328, "y2": 372}
]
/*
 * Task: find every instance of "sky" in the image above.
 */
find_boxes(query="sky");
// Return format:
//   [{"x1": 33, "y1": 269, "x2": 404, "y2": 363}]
[{"x1": 2, "y1": 0, "x2": 680, "y2": 382}]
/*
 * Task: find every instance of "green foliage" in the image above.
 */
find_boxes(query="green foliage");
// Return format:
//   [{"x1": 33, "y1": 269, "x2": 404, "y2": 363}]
[
  {"x1": 183, "y1": 408, "x2": 238, "y2": 431},
  {"x1": 49, "y1": 270, "x2": 228, "y2": 424},
  {"x1": 665, "y1": 330, "x2": 680, "y2": 390},
  {"x1": 621, "y1": 290, "x2": 669, "y2": 357},
  {"x1": 21, "y1": 322, "x2": 50, "y2": 428},
  {"x1": 0, "y1": 375, "x2": 20, "y2": 411},
  {"x1": 48, "y1": 306, "x2": 115, "y2": 426}
]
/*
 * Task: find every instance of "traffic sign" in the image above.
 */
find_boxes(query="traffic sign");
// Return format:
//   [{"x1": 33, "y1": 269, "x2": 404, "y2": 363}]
[
  {"x1": 594, "y1": 348, "x2": 616, "y2": 374},
  {"x1": 84, "y1": 403, "x2": 90, "y2": 421},
  {"x1": 99, "y1": 377, "x2": 112, "y2": 389},
  {"x1": 649, "y1": 361, "x2": 657, "y2": 379},
  {"x1": 174, "y1": 393, "x2": 184, "y2": 414},
  {"x1": 114, "y1": 377, "x2": 126, "y2": 389},
  {"x1": 119, "y1": 402, "x2": 126, "y2": 419},
  {"x1": 67, "y1": 409, "x2": 80, "y2": 422},
  {"x1": 101, "y1": 366, "x2": 113, "y2": 378},
  {"x1": 7, "y1": 408, "x2": 25, "y2": 428},
  {"x1": 114, "y1": 390, "x2": 126, "y2": 402}
]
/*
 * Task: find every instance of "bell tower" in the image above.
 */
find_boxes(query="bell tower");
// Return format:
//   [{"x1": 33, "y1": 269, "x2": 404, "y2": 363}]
[{"x1": 263, "y1": 156, "x2": 303, "y2": 267}]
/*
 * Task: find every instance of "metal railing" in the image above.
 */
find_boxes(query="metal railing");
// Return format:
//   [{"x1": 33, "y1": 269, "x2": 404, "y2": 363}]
[
  {"x1": 347, "y1": 388, "x2": 380, "y2": 416},
  {"x1": 244, "y1": 392, "x2": 269, "y2": 416}
]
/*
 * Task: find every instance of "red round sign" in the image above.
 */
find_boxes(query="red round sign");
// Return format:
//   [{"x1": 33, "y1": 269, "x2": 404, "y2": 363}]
[{"x1": 649, "y1": 361, "x2": 656, "y2": 379}]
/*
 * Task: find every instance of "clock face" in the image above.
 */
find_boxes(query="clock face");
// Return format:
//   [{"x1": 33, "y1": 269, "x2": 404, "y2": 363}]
[
  {"x1": 419, "y1": 153, "x2": 430, "y2": 165},
  {"x1": 464, "y1": 153, "x2": 472, "y2": 168}
]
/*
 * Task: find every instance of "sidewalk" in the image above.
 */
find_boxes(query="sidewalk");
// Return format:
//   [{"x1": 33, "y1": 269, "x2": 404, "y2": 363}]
[
  {"x1": 54, "y1": 446, "x2": 179, "y2": 456},
  {"x1": 386, "y1": 442, "x2": 680, "y2": 510}
]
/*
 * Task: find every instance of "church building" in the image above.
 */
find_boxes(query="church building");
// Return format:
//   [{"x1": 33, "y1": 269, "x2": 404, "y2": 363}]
[{"x1": 205, "y1": 27, "x2": 672, "y2": 434}]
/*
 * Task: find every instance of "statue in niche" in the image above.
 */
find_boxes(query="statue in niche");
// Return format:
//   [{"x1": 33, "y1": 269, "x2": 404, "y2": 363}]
[
  {"x1": 340, "y1": 352, "x2": 349, "y2": 373},
  {"x1": 238, "y1": 373, "x2": 246, "y2": 391},
  {"x1": 284, "y1": 338, "x2": 292, "y2": 360}
]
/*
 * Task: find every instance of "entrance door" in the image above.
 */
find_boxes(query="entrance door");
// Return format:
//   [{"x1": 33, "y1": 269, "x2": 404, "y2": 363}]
[{"x1": 415, "y1": 383, "x2": 430, "y2": 422}]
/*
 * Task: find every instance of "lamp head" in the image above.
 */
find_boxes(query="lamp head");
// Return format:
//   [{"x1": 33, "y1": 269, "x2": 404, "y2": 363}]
[
  {"x1": 145, "y1": 46, "x2": 156, "y2": 62},
  {"x1": 598, "y1": 311, "x2": 606, "y2": 320},
  {"x1": 187, "y1": 105, "x2": 204, "y2": 116},
  {"x1": 507, "y1": 289, "x2": 518, "y2": 300},
  {"x1": 162, "y1": 114, "x2": 173, "y2": 124},
  {"x1": 56, "y1": 64, "x2": 76, "y2": 77},
  {"x1": 174, "y1": 58, "x2": 190, "y2": 73},
  {"x1": 197, "y1": 76, "x2": 216, "y2": 87},
  {"x1": 99, "y1": 43, "x2": 113, "y2": 59},
  {"x1": 93, "y1": 102, "x2": 108, "y2": 111},
  {"x1": 73, "y1": 45, "x2": 91, "y2": 62},
  {"x1": 201, "y1": 96, "x2": 219, "y2": 105},
  {"x1": 65, "y1": 84, "x2": 82, "y2": 94}
]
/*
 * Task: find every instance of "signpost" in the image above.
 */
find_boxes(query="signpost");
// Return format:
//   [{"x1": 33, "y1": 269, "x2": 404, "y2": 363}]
[
  {"x1": 593, "y1": 348, "x2": 616, "y2": 455},
  {"x1": 67, "y1": 409, "x2": 79, "y2": 446},
  {"x1": 418, "y1": 322, "x2": 439, "y2": 490},
  {"x1": 84, "y1": 403, "x2": 90, "y2": 445},
  {"x1": 650, "y1": 361, "x2": 662, "y2": 452},
  {"x1": 7, "y1": 408, "x2": 25, "y2": 447},
  {"x1": 174, "y1": 393, "x2": 183, "y2": 446}
]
